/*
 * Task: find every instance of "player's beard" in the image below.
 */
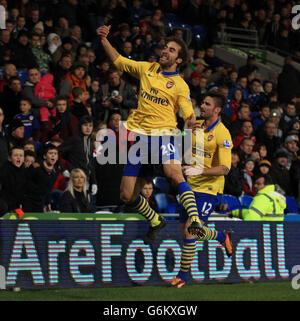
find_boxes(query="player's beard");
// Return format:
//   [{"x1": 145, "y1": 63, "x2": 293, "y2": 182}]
[{"x1": 159, "y1": 57, "x2": 176, "y2": 70}]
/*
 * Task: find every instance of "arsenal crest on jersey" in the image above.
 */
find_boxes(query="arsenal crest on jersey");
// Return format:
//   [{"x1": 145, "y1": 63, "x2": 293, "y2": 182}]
[{"x1": 166, "y1": 81, "x2": 174, "y2": 89}]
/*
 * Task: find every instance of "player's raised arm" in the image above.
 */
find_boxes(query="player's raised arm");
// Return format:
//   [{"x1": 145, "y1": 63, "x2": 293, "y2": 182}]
[{"x1": 97, "y1": 25, "x2": 120, "y2": 62}]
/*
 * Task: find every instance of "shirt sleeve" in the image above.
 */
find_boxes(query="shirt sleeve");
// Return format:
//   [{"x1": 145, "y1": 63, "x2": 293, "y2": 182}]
[
  {"x1": 113, "y1": 55, "x2": 152, "y2": 79},
  {"x1": 216, "y1": 126, "x2": 232, "y2": 170},
  {"x1": 177, "y1": 85, "x2": 194, "y2": 121}
]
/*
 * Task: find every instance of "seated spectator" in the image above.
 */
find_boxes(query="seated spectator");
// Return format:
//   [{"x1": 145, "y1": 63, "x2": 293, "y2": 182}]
[
  {"x1": 257, "y1": 159, "x2": 271, "y2": 175},
  {"x1": 23, "y1": 144, "x2": 60, "y2": 213},
  {"x1": 230, "y1": 102, "x2": 251, "y2": 138},
  {"x1": 11, "y1": 15, "x2": 28, "y2": 40},
  {"x1": 0, "y1": 108, "x2": 8, "y2": 168},
  {"x1": 52, "y1": 54, "x2": 73, "y2": 91},
  {"x1": 24, "y1": 149, "x2": 37, "y2": 168},
  {"x1": 58, "y1": 115, "x2": 98, "y2": 198},
  {"x1": 290, "y1": 149, "x2": 300, "y2": 209},
  {"x1": 224, "y1": 149, "x2": 244, "y2": 197},
  {"x1": 188, "y1": 71, "x2": 203, "y2": 103},
  {"x1": 256, "y1": 120, "x2": 281, "y2": 160},
  {"x1": 59, "y1": 62, "x2": 89, "y2": 107},
  {"x1": 30, "y1": 33, "x2": 52, "y2": 73},
  {"x1": 279, "y1": 101, "x2": 299, "y2": 137},
  {"x1": 0, "y1": 63, "x2": 18, "y2": 93},
  {"x1": 280, "y1": 135, "x2": 299, "y2": 168},
  {"x1": 99, "y1": 67, "x2": 138, "y2": 121},
  {"x1": 15, "y1": 98, "x2": 39, "y2": 140},
  {"x1": 270, "y1": 150, "x2": 292, "y2": 196},
  {"x1": 252, "y1": 105, "x2": 270, "y2": 133},
  {"x1": 47, "y1": 33, "x2": 62, "y2": 56},
  {"x1": 87, "y1": 79, "x2": 102, "y2": 121},
  {"x1": 248, "y1": 78, "x2": 263, "y2": 111},
  {"x1": 1, "y1": 76, "x2": 22, "y2": 125},
  {"x1": 230, "y1": 88, "x2": 243, "y2": 121},
  {"x1": 10, "y1": 30, "x2": 38, "y2": 70},
  {"x1": 71, "y1": 87, "x2": 90, "y2": 120},
  {"x1": 54, "y1": 16, "x2": 72, "y2": 39},
  {"x1": 253, "y1": 143, "x2": 269, "y2": 162},
  {"x1": 22, "y1": 68, "x2": 54, "y2": 117},
  {"x1": 233, "y1": 119, "x2": 256, "y2": 148},
  {"x1": 237, "y1": 137, "x2": 255, "y2": 166},
  {"x1": 52, "y1": 36, "x2": 76, "y2": 65},
  {"x1": 7, "y1": 118, "x2": 26, "y2": 149},
  {"x1": 0, "y1": 146, "x2": 26, "y2": 216},
  {"x1": 60, "y1": 168, "x2": 94, "y2": 213},
  {"x1": 242, "y1": 158, "x2": 256, "y2": 196},
  {"x1": 229, "y1": 76, "x2": 249, "y2": 99},
  {"x1": 238, "y1": 54, "x2": 259, "y2": 78}
]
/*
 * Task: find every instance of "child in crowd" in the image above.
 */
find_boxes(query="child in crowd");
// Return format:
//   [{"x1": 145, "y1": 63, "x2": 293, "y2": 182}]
[
  {"x1": 15, "y1": 98, "x2": 39, "y2": 139},
  {"x1": 24, "y1": 150, "x2": 37, "y2": 168},
  {"x1": 71, "y1": 86, "x2": 90, "y2": 120},
  {"x1": 242, "y1": 158, "x2": 256, "y2": 196},
  {"x1": 34, "y1": 73, "x2": 56, "y2": 127},
  {"x1": 257, "y1": 159, "x2": 271, "y2": 175}
]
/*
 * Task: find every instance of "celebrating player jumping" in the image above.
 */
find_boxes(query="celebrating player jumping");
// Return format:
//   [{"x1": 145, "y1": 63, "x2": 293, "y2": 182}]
[{"x1": 97, "y1": 25, "x2": 205, "y2": 243}]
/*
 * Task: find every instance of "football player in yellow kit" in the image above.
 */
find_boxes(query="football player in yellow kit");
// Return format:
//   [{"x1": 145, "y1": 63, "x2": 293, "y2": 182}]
[
  {"x1": 172, "y1": 90, "x2": 234, "y2": 288},
  {"x1": 97, "y1": 25, "x2": 204, "y2": 244}
]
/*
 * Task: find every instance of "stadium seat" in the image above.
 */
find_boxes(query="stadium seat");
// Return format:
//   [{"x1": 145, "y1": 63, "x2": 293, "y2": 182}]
[
  {"x1": 153, "y1": 176, "x2": 168, "y2": 193},
  {"x1": 239, "y1": 195, "x2": 253, "y2": 209},
  {"x1": 285, "y1": 196, "x2": 299, "y2": 214},
  {"x1": 166, "y1": 203, "x2": 177, "y2": 213},
  {"x1": 154, "y1": 193, "x2": 169, "y2": 213},
  {"x1": 221, "y1": 194, "x2": 241, "y2": 211}
]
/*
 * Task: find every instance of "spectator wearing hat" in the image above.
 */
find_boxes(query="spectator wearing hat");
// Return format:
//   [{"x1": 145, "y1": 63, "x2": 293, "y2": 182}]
[
  {"x1": 59, "y1": 62, "x2": 89, "y2": 107},
  {"x1": 10, "y1": 30, "x2": 38, "y2": 70},
  {"x1": 270, "y1": 150, "x2": 292, "y2": 196},
  {"x1": 52, "y1": 36, "x2": 76, "y2": 65},
  {"x1": 7, "y1": 118, "x2": 26, "y2": 149},
  {"x1": 290, "y1": 149, "x2": 300, "y2": 209},
  {"x1": 281, "y1": 135, "x2": 299, "y2": 168},
  {"x1": 58, "y1": 115, "x2": 98, "y2": 198},
  {"x1": 188, "y1": 71, "x2": 203, "y2": 103},
  {"x1": 257, "y1": 159, "x2": 272, "y2": 175},
  {"x1": 238, "y1": 54, "x2": 259, "y2": 78},
  {"x1": 184, "y1": 58, "x2": 208, "y2": 81}
]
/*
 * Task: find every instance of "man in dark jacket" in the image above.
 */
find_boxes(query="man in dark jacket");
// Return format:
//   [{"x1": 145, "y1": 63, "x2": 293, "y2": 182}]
[
  {"x1": 0, "y1": 146, "x2": 26, "y2": 216},
  {"x1": 23, "y1": 144, "x2": 60, "y2": 212},
  {"x1": 290, "y1": 149, "x2": 300, "y2": 209},
  {"x1": 58, "y1": 115, "x2": 98, "y2": 197}
]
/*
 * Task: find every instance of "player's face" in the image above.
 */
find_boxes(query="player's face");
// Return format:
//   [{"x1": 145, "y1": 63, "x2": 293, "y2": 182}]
[
  {"x1": 159, "y1": 41, "x2": 182, "y2": 70},
  {"x1": 200, "y1": 96, "x2": 221, "y2": 119}
]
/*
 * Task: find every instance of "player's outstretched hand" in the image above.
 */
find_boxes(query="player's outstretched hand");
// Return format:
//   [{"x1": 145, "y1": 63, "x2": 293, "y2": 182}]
[
  {"x1": 185, "y1": 113, "x2": 196, "y2": 130},
  {"x1": 97, "y1": 25, "x2": 111, "y2": 40},
  {"x1": 183, "y1": 165, "x2": 203, "y2": 176}
]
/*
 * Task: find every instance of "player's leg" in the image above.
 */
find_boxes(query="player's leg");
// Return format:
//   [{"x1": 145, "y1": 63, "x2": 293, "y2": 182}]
[
  {"x1": 163, "y1": 159, "x2": 203, "y2": 234},
  {"x1": 120, "y1": 166, "x2": 166, "y2": 244}
]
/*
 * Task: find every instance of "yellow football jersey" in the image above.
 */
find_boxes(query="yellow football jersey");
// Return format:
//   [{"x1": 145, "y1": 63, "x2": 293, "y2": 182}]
[
  {"x1": 187, "y1": 119, "x2": 232, "y2": 195},
  {"x1": 113, "y1": 55, "x2": 194, "y2": 135}
]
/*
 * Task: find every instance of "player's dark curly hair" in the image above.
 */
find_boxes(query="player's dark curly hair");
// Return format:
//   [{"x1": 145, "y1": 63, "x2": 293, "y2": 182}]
[
  {"x1": 165, "y1": 36, "x2": 189, "y2": 68},
  {"x1": 203, "y1": 89, "x2": 227, "y2": 112}
]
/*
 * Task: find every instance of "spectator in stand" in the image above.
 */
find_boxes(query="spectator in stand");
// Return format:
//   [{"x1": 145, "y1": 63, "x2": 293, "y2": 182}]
[
  {"x1": 238, "y1": 137, "x2": 255, "y2": 166},
  {"x1": 60, "y1": 168, "x2": 94, "y2": 213},
  {"x1": 242, "y1": 158, "x2": 256, "y2": 196},
  {"x1": 0, "y1": 63, "x2": 18, "y2": 93},
  {"x1": 279, "y1": 101, "x2": 299, "y2": 137},
  {"x1": 7, "y1": 118, "x2": 26, "y2": 149},
  {"x1": 229, "y1": 75, "x2": 249, "y2": 99},
  {"x1": 11, "y1": 15, "x2": 28, "y2": 40},
  {"x1": 23, "y1": 144, "x2": 60, "y2": 213},
  {"x1": 290, "y1": 149, "x2": 300, "y2": 209},
  {"x1": 22, "y1": 67, "x2": 54, "y2": 118},
  {"x1": 15, "y1": 98, "x2": 39, "y2": 140},
  {"x1": 1, "y1": 76, "x2": 22, "y2": 125},
  {"x1": 238, "y1": 54, "x2": 259, "y2": 78},
  {"x1": 99, "y1": 67, "x2": 138, "y2": 121},
  {"x1": 230, "y1": 102, "x2": 251, "y2": 137},
  {"x1": 30, "y1": 33, "x2": 52, "y2": 73},
  {"x1": 10, "y1": 30, "x2": 38, "y2": 70},
  {"x1": 71, "y1": 87, "x2": 90, "y2": 120},
  {"x1": 58, "y1": 115, "x2": 98, "y2": 198},
  {"x1": 252, "y1": 105, "x2": 270, "y2": 133},
  {"x1": 52, "y1": 54, "x2": 73, "y2": 91},
  {"x1": 233, "y1": 119, "x2": 256, "y2": 148},
  {"x1": 224, "y1": 149, "x2": 244, "y2": 197},
  {"x1": 0, "y1": 107, "x2": 8, "y2": 168},
  {"x1": 280, "y1": 135, "x2": 299, "y2": 169},
  {"x1": 188, "y1": 71, "x2": 202, "y2": 103},
  {"x1": 87, "y1": 79, "x2": 102, "y2": 121},
  {"x1": 230, "y1": 88, "x2": 243, "y2": 121},
  {"x1": 248, "y1": 78, "x2": 263, "y2": 111},
  {"x1": 253, "y1": 143, "x2": 269, "y2": 162},
  {"x1": 256, "y1": 119, "x2": 281, "y2": 160},
  {"x1": 54, "y1": 16, "x2": 72, "y2": 39},
  {"x1": 257, "y1": 159, "x2": 272, "y2": 175},
  {"x1": 270, "y1": 150, "x2": 292, "y2": 196},
  {"x1": 111, "y1": 23, "x2": 131, "y2": 52},
  {"x1": 267, "y1": 108, "x2": 283, "y2": 140},
  {"x1": 59, "y1": 62, "x2": 89, "y2": 107},
  {"x1": 24, "y1": 149, "x2": 36, "y2": 168},
  {"x1": 25, "y1": 7, "x2": 41, "y2": 33},
  {"x1": 264, "y1": 12, "x2": 281, "y2": 47},
  {"x1": 0, "y1": 146, "x2": 26, "y2": 216},
  {"x1": 0, "y1": 30, "x2": 13, "y2": 66},
  {"x1": 277, "y1": 57, "x2": 300, "y2": 104},
  {"x1": 260, "y1": 80, "x2": 274, "y2": 106},
  {"x1": 34, "y1": 73, "x2": 57, "y2": 128},
  {"x1": 52, "y1": 36, "x2": 76, "y2": 65},
  {"x1": 47, "y1": 33, "x2": 62, "y2": 57}
]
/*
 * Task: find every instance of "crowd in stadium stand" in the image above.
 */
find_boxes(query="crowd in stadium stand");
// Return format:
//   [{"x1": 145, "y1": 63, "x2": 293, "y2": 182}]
[{"x1": 0, "y1": 0, "x2": 299, "y2": 215}]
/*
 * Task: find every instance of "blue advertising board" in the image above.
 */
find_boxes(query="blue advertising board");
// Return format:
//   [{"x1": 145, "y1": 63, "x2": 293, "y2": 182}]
[{"x1": 0, "y1": 220, "x2": 298, "y2": 289}]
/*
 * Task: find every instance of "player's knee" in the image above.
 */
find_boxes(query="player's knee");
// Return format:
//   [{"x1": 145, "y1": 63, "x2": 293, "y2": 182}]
[
  {"x1": 120, "y1": 190, "x2": 135, "y2": 204},
  {"x1": 165, "y1": 172, "x2": 184, "y2": 185}
]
